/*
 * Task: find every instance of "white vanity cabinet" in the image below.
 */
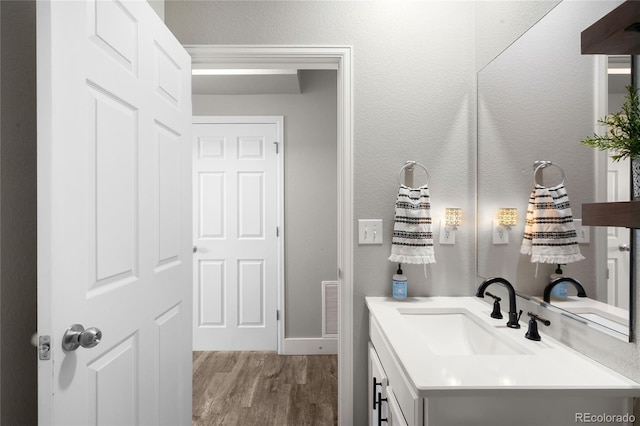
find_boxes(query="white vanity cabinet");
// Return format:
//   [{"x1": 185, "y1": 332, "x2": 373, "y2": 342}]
[{"x1": 367, "y1": 297, "x2": 640, "y2": 426}]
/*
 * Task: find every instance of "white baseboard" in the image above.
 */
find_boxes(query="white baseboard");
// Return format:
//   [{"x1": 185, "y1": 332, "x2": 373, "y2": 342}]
[{"x1": 281, "y1": 337, "x2": 338, "y2": 355}]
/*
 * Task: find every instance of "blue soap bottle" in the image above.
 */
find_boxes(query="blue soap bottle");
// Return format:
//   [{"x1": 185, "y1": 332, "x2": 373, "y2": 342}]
[
  {"x1": 392, "y1": 264, "x2": 407, "y2": 300},
  {"x1": 550, "y1": 264, "x2": 567, "y2": 298}
]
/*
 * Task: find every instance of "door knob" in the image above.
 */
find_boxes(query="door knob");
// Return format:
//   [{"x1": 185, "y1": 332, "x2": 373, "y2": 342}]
[
  {"x1": 62, "y1": 324, "x2": 102, "y2": 351},
  {"x1": 619, "y1": 244, "x2": 631, "y2": 252}
]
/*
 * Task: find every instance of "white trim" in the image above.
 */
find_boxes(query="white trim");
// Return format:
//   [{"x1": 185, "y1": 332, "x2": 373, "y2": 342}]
[
  {"x1": 191, "y1": 115, "x2": 285, "y2": 353},
  {"x1": 593, "y1": 55, "x2": 609, "y2": 297},
  {"x1": 186, "y1": 45, "x2": 354, "y2": 425},
  {"x1": 282, "y1": 337, "x2": 338, "y2": 355}
]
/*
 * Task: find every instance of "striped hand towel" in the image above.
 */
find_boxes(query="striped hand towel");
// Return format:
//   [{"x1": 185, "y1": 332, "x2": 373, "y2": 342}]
[
  {"x1": 388, "y1": 185, "x2": 436, "y2": 264},
  {"x1": 520, "y1": 184, "x2": 584, "y2": 264}
]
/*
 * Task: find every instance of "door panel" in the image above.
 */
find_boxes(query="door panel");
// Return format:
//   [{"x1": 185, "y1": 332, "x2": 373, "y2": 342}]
[
  {"x1": 606, "y1": 157, "x2": 630, "y2": 309},
  {"x1": 37, "y1": 1, "x2": 192, "y2": 424},
  {"x1": 193, "y1": 118, "x2": 282, "y2": 351}
]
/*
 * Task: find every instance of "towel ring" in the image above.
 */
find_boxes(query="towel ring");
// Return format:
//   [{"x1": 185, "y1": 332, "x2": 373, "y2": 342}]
[
  {"x1": 533, "y1": 161, "x2": 565, "y2": 187},
  {"x1": 398, "y1": 161, "x2": 430, "y2": 187}
]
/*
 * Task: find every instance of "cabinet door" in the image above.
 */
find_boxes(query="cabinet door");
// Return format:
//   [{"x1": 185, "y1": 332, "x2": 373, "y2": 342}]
[
  {"x1": 387, "y1": 386, "x2": 409, "y2": 426},
  {"x1": 369, "y1": 344, "x2": 388, "y2": 426}
]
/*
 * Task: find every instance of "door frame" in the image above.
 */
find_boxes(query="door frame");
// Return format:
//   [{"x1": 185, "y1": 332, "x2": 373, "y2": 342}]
[
  {"x1": 186, "y1": 45, "x2": 354, "y2": 424},
  {"x1": 192, "y1": 115, "x2": 285, "y2": 353}
]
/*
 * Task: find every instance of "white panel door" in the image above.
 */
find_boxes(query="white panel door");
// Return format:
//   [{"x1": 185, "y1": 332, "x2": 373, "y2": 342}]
[
  {"x1": 37, "y1": 1, "x2": 192, "y2": 425},
  {"x1": 193, "y1": 117, "x2": 282, "y2": 351},
  {"x1": 606, "y1": 156, "x2": 630, "y2": 309}
]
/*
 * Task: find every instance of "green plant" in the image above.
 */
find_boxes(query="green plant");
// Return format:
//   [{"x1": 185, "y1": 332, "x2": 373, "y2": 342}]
[{"x1": 580, "y1": 85, "x2": 640, "y2": 161}]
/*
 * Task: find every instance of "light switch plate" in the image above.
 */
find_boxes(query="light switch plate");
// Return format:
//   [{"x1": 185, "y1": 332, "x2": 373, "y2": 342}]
[
  {"x1": 574, "y1": 219, "x2": 590, "y2": 244},
  {"x1": 358, "y1": 219, "x2": 383, "y2": 244}
]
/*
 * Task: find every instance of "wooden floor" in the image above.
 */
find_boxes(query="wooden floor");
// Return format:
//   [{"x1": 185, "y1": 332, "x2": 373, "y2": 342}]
[{"x1": 193, "y1": 351, "x2": 338, "y2": 426}]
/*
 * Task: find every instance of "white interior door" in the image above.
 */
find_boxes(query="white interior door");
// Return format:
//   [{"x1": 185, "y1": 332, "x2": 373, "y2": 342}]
[
  {"x1": 37, "y1": 1, "x2": 192, "y2": 424},
  {"x1": 606, "y1": 155, "x2": 630, "y2": 309},
  {"x1": 192, "y1": 117, "x2": 282, "y2": 351}
]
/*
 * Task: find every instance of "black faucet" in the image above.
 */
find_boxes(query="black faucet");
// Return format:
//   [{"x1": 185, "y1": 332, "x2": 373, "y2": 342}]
[
  {"x1": 476, "y1": 277, "x2": 522, "y2": 329},
  {"x1": 543, "y1": 277, "x2": 587, "y2": 303}
]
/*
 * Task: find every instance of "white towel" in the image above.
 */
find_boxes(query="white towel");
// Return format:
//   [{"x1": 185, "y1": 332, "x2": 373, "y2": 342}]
[
  {"x1": 388, "y1": 185, "x2": 436, "y2": 264},
  {"x1": 520, "y1": 184, "x2": 584, "y2": 264}
]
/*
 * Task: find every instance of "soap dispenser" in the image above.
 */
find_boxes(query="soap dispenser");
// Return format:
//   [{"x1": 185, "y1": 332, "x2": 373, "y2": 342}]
[
  {"x1": 392, "y1": 264, "x2": 407, "y2": 300},
  {"x1": 550, "y1": 264, "x2": 567, "y2": 299}
]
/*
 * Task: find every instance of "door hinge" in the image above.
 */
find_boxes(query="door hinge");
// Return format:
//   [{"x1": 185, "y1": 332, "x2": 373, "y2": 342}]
[
  {"x1": 38, "y1": 335, "x2": 51, "y2": 361},
  {"x1": 276, "y1": 226, "x2": 279, "y2": 237},
  {"x1": 276, "y1": 310, "x2": 280, "y2": 321},
  {"x1": 273, "y1": 141, "x2": 279, "y2": 154}
]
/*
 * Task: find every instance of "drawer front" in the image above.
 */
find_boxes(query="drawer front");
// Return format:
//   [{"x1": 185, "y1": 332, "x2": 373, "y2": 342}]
[{"x1": 370, "y1": 315, "x2": 422, "y2": 425}]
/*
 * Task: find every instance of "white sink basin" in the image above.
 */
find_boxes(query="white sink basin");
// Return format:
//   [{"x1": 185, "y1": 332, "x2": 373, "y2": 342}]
[
  {"x1": 564, "y1": 306, "x2": 628, "y2": 334},
  {"x1": 398, "y1": 307, "x2": 531, "y2": 356}
]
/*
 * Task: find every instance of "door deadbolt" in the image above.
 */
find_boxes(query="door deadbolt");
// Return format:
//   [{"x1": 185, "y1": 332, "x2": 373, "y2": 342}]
[{"x1": 62, "y1": 324, "x2": 102, "y2": 351}]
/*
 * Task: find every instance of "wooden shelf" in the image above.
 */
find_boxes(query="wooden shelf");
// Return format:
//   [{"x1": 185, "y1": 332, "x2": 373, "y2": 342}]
[
  {"x1": 582, "y1": 201, "x2": 640, "y2": 228},
  {"x1": 581, "y1": 1, "x2": 640, "y2": 54}
]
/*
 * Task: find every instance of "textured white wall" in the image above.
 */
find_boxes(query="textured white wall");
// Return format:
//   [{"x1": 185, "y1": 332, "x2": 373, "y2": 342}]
[{"x1": 192, "y1": 70, "x2": 338, "y2": 339}]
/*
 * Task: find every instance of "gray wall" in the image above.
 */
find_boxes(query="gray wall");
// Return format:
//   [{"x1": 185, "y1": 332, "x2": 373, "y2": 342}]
[
  {"x1": 166, "y1": 2, "x2": 477, "y2": 423},
  {"x1": 0, "y1": 1, "x2": 37, "y2": 425},
  {"x1": 193, "y1": 70, "x2": 338, "y2": 338}
]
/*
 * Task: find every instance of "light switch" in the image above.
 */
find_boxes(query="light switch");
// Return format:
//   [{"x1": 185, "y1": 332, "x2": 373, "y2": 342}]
[{"x1": 358, "y1": 219, "x2": 383, "y2": 244}]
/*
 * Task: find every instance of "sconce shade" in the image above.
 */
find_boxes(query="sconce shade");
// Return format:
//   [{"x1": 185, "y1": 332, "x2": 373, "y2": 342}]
[
  {"x1": 445, "y1": 208, "x2": 462, "y2": 227},
  {"x1": 498, "y1": 208, "x2": 518, "y2": 227}
]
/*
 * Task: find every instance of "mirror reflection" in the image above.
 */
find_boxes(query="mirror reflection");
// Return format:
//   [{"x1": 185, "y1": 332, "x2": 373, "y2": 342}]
[{"x1": 477, "y1": 0, "x2": 633, "y2": 340}]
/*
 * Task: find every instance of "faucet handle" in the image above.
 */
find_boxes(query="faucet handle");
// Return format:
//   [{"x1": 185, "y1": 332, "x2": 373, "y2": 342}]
[
  {"x1": 528, "y1": 312, "x2": 550, "y2": 326},
  {"x1": 485, "y1": 292, "x2": 503, "y2": 319},
  {"x1": 525, "y1": 312, "x2": 550, "y2": 341},
  {"x1": 485, "y1": 291, "x2": 500, "y2": 302}
]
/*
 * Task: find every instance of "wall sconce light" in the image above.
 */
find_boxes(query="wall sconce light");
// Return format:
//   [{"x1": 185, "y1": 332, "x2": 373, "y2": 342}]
[
  {"x1": 445, "y1": 208, "x2": 462, "y2": 227},
  {"x1": 494, "y1": 208, "x2": 518, "y2": 245},
  {"x1": 440, "y1": 208, "x2": 462, "y2": 245},
  {"x1": 498, "y1": 208, "x2": 518, "y2": 227}
]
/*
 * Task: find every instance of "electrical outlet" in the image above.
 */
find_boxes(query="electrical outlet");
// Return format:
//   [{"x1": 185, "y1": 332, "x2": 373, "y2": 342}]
[
  {"x1": 358, "y1": 219, "x2": 383, "y2": 244},
  {"x1": 439, "y1": 220, "x2": 456, "y2": 245},
  {"x1": 492, "y1": 219, "x2": 509, "y2": 245},
  {"x1": 574, "y1": 219, "x2": 590, "y2": 244}
]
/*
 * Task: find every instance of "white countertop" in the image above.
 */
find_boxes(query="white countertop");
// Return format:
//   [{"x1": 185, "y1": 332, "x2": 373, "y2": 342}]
[{"x1": 366, "y1": 296, "x2": 640, "y2": 397}]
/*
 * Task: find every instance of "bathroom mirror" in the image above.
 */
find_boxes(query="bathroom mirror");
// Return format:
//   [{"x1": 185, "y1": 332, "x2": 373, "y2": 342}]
[{"x1": 477, "y1": 0, "x2": 634, "y2": 340}]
